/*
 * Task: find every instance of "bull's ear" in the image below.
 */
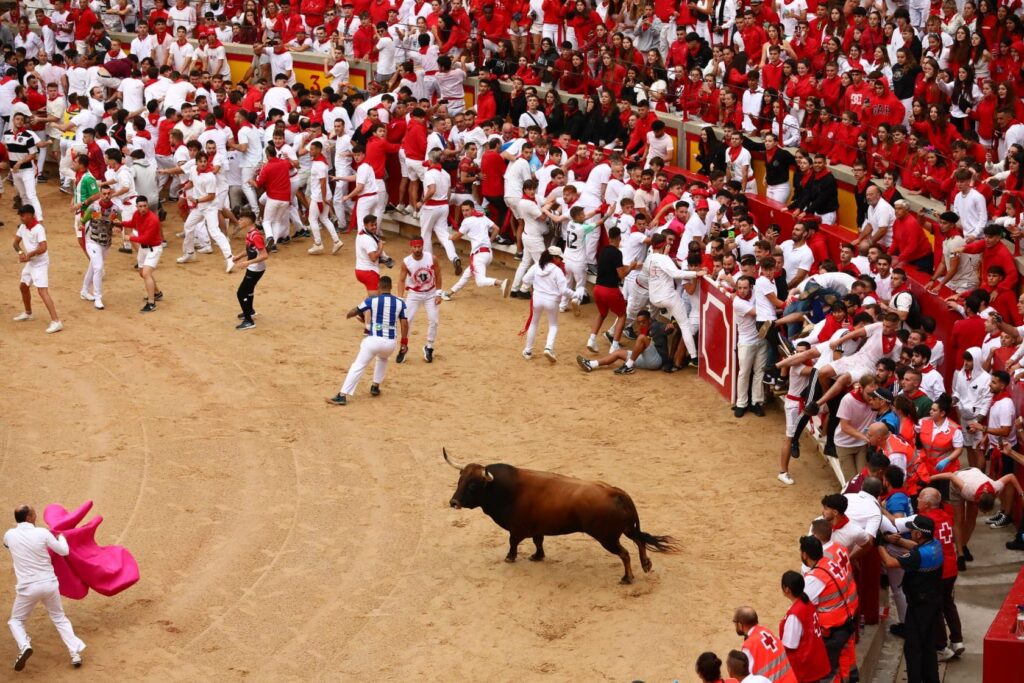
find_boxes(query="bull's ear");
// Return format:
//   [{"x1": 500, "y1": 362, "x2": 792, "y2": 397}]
[{"x1": 483, "y1": 468, "x2": 494, "y2": 482}]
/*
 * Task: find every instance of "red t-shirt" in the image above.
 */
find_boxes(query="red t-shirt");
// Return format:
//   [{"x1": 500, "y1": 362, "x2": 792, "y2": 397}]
[
  {"x1": 125, "y1": 210, "x2": 162, "y2": 247},
  {"x1": 480, "y1": 149, "x2": 506, "y2": 197},
  {"x1": 254, "y1": 157, "x2": 292, "y2": 201}
]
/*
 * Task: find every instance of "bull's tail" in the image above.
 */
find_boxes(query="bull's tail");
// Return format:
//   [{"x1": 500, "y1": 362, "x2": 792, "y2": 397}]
[{"x1": 634, "y1": 531, "x2": 681, "y2": 553}]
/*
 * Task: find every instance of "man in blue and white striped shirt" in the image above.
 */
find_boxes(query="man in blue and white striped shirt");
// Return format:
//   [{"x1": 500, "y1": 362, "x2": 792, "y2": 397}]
[{"x1": 327, "y1": 276, "x2": 409, "y2": 406}]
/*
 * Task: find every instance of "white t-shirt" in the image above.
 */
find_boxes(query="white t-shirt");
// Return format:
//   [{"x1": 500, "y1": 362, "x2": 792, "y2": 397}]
[
  {"x1": 376, "y1": 36, "x2": 397, "y2": 74},
  {"x1": 16, "y1": 222, "x2": 48, "y2": 265},
  {"x1": 733, "y1": 295, "x2": 759, "y2": 344},
  {"x1": 753, "y1": 276, "x2": 778, "y2": 321},
  {"x1": 355, "y1": 232, "x2": 381, "y2": 271},
  {"x1": 354, "y1": 162, "x2": 380, "y2": 195},
  {"x1": 518, "y1": 109, "x2": 548, "y2": 130},
  {"x1": 118, "y1": 77, "x2": 146, "y2": 113},
  {"x1": 780, "y1": 240, "x2": 814, "y2": 282},
  {"x1": 989, "y1": 395, "x2": 1017, "y2": 447},
  {"x1": 503, "y1": 158, "x2": 532, "y2": 199},
  {"x1": 263, "y1": 86, "x2": 293, "y2": 114},
  {"x1": 457, "y1": 215, "x2": 495, "y2": 252},
  {"x1": 309, "y1": 158, "x2": 331, "y2": 201},
  {"x1": 237, "y1": 125, "x2": 264, "y2": 167},
  {"x1": 834, "y1": 393, "x2": 876, "y2": 448}
]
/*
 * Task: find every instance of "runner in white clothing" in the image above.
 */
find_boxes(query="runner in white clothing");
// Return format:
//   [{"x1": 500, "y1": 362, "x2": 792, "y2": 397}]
[
  {"x1": 305, "y1": 140, "x2": 342, "y2": 255},
  {"x1": 417, "y1": 149, "x2": 461, "y2": 273},
  {"x1": 397, "y1": 237, "x2": 442, "y2": 363},
  {"x1": 442, "y1": 201, "x2": 511, "y2": 299},
  {"x1": 644, "y1": 232, "x2": 701, "y2": 366}
]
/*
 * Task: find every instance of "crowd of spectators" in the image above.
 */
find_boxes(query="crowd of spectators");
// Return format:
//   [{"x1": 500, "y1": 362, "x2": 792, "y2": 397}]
[{"x1": 3, "y1": 0, "x2": 1024, "y2": 680}]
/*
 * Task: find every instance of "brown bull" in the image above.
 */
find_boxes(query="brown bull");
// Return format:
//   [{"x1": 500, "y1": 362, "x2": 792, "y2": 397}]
[{"x1": 444, "y1": 448, "x2": 678, "y2": 583}]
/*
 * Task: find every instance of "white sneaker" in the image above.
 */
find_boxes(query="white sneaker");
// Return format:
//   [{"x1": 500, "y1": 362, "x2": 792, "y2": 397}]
[
  {"x1": 331, "y1": 240, "x2": 343, "y2": 254},
  {"x1": 175, "y1": 231, "x2": 185, "y2": 238},
  {"x1": 586, "y1": 341, "x2": 599, "y2": 353},
  {"x1": 225, "y1": 258, "x2": 235, "y2": 274},
  {"x1": 937, "y1": 646, "x2": 956, "y2": 662},
  {"x1": 500, "y1": 279, "x2": 511, "y2": 298},
  {"x1": 12, "y1": 312, "x2": 33, "y2": 322},
  {"x1": 71, "y1": 651, "x2": 82, "y2": 668},
  {"x1": 412, "y1": 209, "x2": 421, "y2": 219},
  {"x1": 198, "y1": 245, "x2": 214, "y2": 254},
  {"x1": 307, "y1": 243, "x2": 324, "y2": 255},
  {"x1": 94, "y1": 298, "x2": 104, "y2": 310},
  {"x1": 45, "y1": 320, "x2": 63, "y2": 334},
  {"x1": 176, "y1": 252, "x2": 197, "y2": 264},
  {"x1": 609, "y1": 342, "x2": 620, "y2": 353},
  {"x1": 777, "y1": 472, "x2": 795, "y2": 485},
  {"x1": 951, "y1": 642, "x2": 965, "y2": 657},
  {"x1": 439, "y1": 290, "x2": 452, "y2": 301},
  {"x1": 80, "y1": 290, "x2": 95, "y2": 301},
  {"x1": 522, "y1": 349, "x2": 533, "y2": 360},
  {"x1": 543, "y1": 348, "x2": 556, "y2": 363},
  {"x1": 395, "y1": 204, "x2": 407, "y2": 214}
]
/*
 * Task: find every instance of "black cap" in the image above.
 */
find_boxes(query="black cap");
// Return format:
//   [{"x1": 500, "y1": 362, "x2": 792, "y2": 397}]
[
  {"x1": 686, "y1": 32, "x2": 701, "y2": 42},
  {"x1": 871, "y1": 388, "x2": 893, "y2": 403},
  {"x1": 906, "y1": 516, "x2": 935, "y2": 536},
  {"x1": 939, "y1": 211, "x2": 959, "y2": 223}
]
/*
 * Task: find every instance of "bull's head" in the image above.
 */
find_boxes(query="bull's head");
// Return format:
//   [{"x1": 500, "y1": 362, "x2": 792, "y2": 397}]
[{"x1": 444, "y1": 447, "x2": 492, "y2": 510}]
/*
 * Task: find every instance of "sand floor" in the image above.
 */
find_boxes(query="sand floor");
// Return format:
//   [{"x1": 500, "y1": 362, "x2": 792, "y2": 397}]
[{"x1": 0, "y1": 181, "x2": 836, "y2": 681}]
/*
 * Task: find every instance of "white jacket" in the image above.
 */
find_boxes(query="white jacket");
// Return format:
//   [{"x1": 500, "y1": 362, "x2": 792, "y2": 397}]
[
  {"x1": 646, "y1": 252, "x2": 696, "y2": 304},
  {"x1": 524, "y1": 263, "x2": 569, "y2": 302},
  {"x1": 952, "y1": 346, "x2": 992, "y2": 418}
]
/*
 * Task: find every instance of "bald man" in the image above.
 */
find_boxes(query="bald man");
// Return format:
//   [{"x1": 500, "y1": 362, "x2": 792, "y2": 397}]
[
  {"x1": 733, "y1": 607, "x2": 797, "y2": 682},
  {"x1": 3, "y1": 505, "x2": 86, "y2": 670}
]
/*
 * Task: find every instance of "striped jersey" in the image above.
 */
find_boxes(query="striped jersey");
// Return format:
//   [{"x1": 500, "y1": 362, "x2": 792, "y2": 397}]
[
  {"x1": 2, "y1": 128, "x2": 39, "y2": 164},
  {"x1": 358, "y1": 293, "x2": 407, "y2": 339}
]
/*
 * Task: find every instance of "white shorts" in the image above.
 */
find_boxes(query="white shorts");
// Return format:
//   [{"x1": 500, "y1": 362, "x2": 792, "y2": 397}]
[
  {"x1": 137, "y1": 244, "x2": 163, "y2": 270},
  {"x1": 504, "y1": 196, "x2": 523, "y2": 220},
  {"x1": 20, "y1": 261, "x2": 48, "y2": 288},
  {"x1": 402, "y1": 153, "x2": 426, "y2": 181},
  {"x1": 785, "y1": 397, "x2": 802, "y2": 438},
  {"x1": 829, "y1": 354, "x2": 872, "y2": 381}
]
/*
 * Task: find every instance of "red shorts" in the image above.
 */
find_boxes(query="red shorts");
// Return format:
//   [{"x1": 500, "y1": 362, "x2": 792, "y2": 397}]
[
  {"x1": 593, "y1": 284, "x2": 626, "y2": 317},
  {"x1": 355, "y1": 269, "x2": 380, "y2": 292}
]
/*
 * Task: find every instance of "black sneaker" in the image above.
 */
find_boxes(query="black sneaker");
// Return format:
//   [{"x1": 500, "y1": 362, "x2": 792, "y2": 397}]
[
  {"x1": 423, "y1": 345, "x2": 434, "y2": 363},
  {"x1": 13, "y1": 645, "x2": 32, "y2": 671},
  {"x1": 514, "y1": 251, "x2": 523, "y2": 260},
  {"x1": 395, "y1": 348, "x2": 407, "y2": 363},
  {"x1": 278, "y1": 236, "x2": 291, "y2": 244},
  {"x1": 751, "y1": 403, "x2": 765, "y2": 417},
  {"x1": 576, "y1": 355, "x2": 592, "y2": 373},
  {"x1": 823, "y1": 443, "x2": 837, "y2": 457},
  {"x1": 326, "y1": 393, "x2": 347, "y2": 406},
  {"x1": 154, "y1": 291, "x2": 164, "y2": 301},
  {"x1": 268, "y1": 242, "x2": 278, "y2": 253},
  {"x1": 957, "y1": 556, "x2": 967, "y2": 571},
  {"x1": 236, "y1": 319, "x2": 255, "y2": 330},
  {"x1": 888, "y1": 623, "x2": 905, "y2": 638},
  {"x1": 989, "y1": 513, "x2": 1013, "y2": 528},
  {"x1": 623, "y1": 326, "x2": 637, "y2": 341},
  {"x1": 603, "y1": 330, "x2": 614, "y2": 344},
  {"x1": 370, "y1": 383, "x2": 381, "y2": 396},
  {"x1": 118, "y1": 245, "x2": 133, "y2": 253},
  {"x1": 237, "y1": 311, "x2": 257, "y2": 319},
  {"x1": 453, "y1": 258, "x2": 463, "y2": 276},
  {"x1": 733, "y1": 406, "x2": 747, "y2": 418},
  {"x1": 1006, "y1": 537, "x2": 1024, "y2": 551},
  {"x1": 613, "y1": 364, "x2": 635, "y2": 375},
  {"x1": 789, "y1": 439, "x2": 801, "y2": 459},
  {"x1": 963, "y1": 546, "x2": 974, "y2": 562},
  {"x1": 140, "y1": 302, "x2": 156, "y2": 313}
]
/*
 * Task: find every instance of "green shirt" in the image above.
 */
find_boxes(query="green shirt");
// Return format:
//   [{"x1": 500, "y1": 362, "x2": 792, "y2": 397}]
[{"x1": 75, "y1": 172, "x2": 99, "y2": 210}]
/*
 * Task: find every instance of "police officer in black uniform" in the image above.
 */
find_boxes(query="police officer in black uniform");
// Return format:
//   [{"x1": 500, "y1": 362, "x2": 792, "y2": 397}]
[{"x1": 879, "y1": 516, "x2": 944, "y2": 683}]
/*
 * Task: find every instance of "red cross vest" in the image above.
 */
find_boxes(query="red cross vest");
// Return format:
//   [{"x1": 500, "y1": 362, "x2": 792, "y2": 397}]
[
  {"x1": 779, "y1": 599, "x2": 831, "y2": 683},
  {"x1": 743, "y1": 625, "x2": 798, "y2": 683},
  {"x1": 808, "y1": 557, "x2": 859, "y2": 630}
]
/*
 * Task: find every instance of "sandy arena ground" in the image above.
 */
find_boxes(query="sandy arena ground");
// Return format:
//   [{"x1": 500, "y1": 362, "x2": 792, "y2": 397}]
[{"x1": 0, "y1": 181, "x2": 837, "y2": 681}]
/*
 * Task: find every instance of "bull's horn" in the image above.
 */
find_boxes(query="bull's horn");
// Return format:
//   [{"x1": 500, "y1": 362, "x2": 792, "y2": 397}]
[
  {"x1": 483, "y1": 469, "x2": 494, "y2": 482},
  {"x1": 442, "y1": 447, "x2": 464, "y2": 470}
]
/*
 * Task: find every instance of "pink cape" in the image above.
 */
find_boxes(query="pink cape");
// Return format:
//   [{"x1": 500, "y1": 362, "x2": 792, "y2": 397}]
[{"x1": 44, "y1": 501, "x2": 140, "y2": 600}]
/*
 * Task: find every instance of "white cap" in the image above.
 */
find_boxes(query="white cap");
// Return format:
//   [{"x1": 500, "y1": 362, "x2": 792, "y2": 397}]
[{"x1": 547, "y1": 246, "x2": 564, "y2": 258}]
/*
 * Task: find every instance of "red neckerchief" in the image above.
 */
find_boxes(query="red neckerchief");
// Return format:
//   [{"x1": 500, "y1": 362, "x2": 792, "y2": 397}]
[
  {"x1": 419, "y1": 44, "x2": 429, "y2": 54},
  {"x1": 993, "y1": 388, "x2": 1013, "y2": 404},
  {"x1": 313, "y1": 154, "x2": 327, "y2": 164},
  {"x1": 905, "y1": 388, "x2": 926, "y2": 399},
  {"x1": 976, "y1": 481, "x2": 996, "y2": 497},
  {"x1": 22, "y1": 217, "x2": 38, "y2": 229},
  {"x1": 920, "y1": 364, "x2": 934, "y2": 373},
  {"x1": 728, "y1": 145, "x2": 743, "y2": 160},
  {"x1": 765, "y1": 147, "x2": 776, "y2": 164},
  {"x1": 881, "y1": 333, "x2": 897, "y2": 355},
  {"x1": 176, "y1": 37, "x2": 188, "y2": 46},
  {"x1": 815, "y1": 168, "x2": 831, "y2": 179},
  {"x1": 832, "y1": 514, "x2": 850, "y2": 530},
  {"x1": 849, "y1": 387, "x2": 869, "y2": 404}
]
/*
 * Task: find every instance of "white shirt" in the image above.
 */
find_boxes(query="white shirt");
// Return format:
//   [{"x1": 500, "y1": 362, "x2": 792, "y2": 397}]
[
  {"x1": 753, "y1": 275, "x2": 778, "y2": 321},
  {"x1": 118, "y1": 77, "x2": 146, "y2": 114},
  {"x1": 647, "y1": 252, "x2": 695, "y2": 304},
  {"x1": 263, "y1": 86, "x2": 293, "y2": 114},
  {"x1": 734, "y1": 295, "x2": 759, "y2": 345},
  {"x1": 518, "y1": 197, "x2": 547, "y2": 238},
  {"x1": 236, "y1": 125, "x2": 264, "y2": 167},
  {"x1": 780, "y1": 240, "x2": 814, "y2": 283},
  {"x1": 423, "y1": 167, "x2": 450, "y2": 201},
  {"x1": 863, "y1": 198, "x2": 896, "y2": 248},
  {"x1": 989, "y1": 394, "x2": 1017, "y2": 447},
  {"x1": 269, "y1": 51, "x2": 296, "y2": 86},
  {"x1": 844, "y1": 491, "x2": 882, "y2": 537},
  {"x1": 309, "y1": 158, "x2": 331, "y2": 201},
  {"x1": 376, "y1": 36, "x2": 397, "y2": 74},
  {"x1": 834, "y1": 392, "x2": 876, "y2": 449},
  {"x1": 518, "y1": 109, "x2": 548, "y2": 131},
  {"x1": 163, "y1": 81, "x2": 196, "y2": 113},
  {"x1": 355, "y1": 231, "x2": 382, "y2": 271},
  {"x1": 951, "y1": 189, "x2": 988, "y2": 240},
  {"x1": 354, "y1": 162, "x2": 380, "y2": 196},
  {"x1": 4, "y1": 522, "x2": 69, "y2": 591},
  {"x1": 503, "y1": 158, "x2": 532, "y2": 199},
  {"x1": 457, "y1": 215, "x2": 495, "y2": 252}
]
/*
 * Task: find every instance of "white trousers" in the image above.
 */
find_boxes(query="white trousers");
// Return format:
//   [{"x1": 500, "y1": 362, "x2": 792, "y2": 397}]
[
  {"x1": 765, "y1": 183, "x2": 791, "y2": 205},
  {"x1": 524, "y1": 297, "x2": 560, "y2": 353},
  {"x1": 815, "y1": 211, "x2": 837, "y2": 225},
  {"x1": 564, "y1": 258, "x2": 587, "y2": 302},
  {"x1": 406, "y1": 292, "x2": 438, "y2": 345},
  {"x1": 332, "y1": 180, "x2": 350, "y2": 229},
  {"x1": 240, "y1": 166, "x2": 259, "y2": 213},
  {"x1": 263, "y1": 198, "x2": 290, "y2": 242},
  {"x1": 419, "y1": 205, "x2": 457, "y2": 262},
  {"x1": 374, "y1": 189, "x2": 388, "y2": 224},
  {"x1": 81, "y1": 238, "x2": 108, "y2": 298},
  {"x1": 8, "y1": 579, "x2": 85, "y2": 655},
  {"x1": 451, "y1": 250, "x2": 497, "y2": 292},
  {"x1": 736, "y1": 340, "x2": 768, "y2": 407},
  {"x1": 652, "y1": 294, "x2": 696, "y2": 357},
  {"x1": 625, "y1": 280, "x2": 649, "y2": 325},
  {"x1": 341, "y1": 335, "x2": 397, "y2": 395},
  {"x1": 354, "y1": 194, "x2": 377, "y2": 233},
  {"x1": 511, "y1": 236, "x2": 545, "y2": 292},
  {"x1": 309, "y1": 199, "x2": 339, "y2": 245},
  {"x1": 183, "y1": 207, "x2": 231, "y2": 258},
  {"x1": 12, "y1": 168, "x2": 42, "y2": 219}
]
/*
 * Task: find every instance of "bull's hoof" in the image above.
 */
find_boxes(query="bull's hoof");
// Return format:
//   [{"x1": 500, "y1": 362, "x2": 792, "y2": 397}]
[
  {"x1": 620, "y1": 576, "x2": 633, "y2": 585},
  {"x1": 529, "y1": 553, "x2": 545, "y2": 562},
  {"x1": 504, "y1": 556, "x2": 517, "y2": 563},
  {"x1": 641, "y1": 560, "x2": 653, "y2": 573}
]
